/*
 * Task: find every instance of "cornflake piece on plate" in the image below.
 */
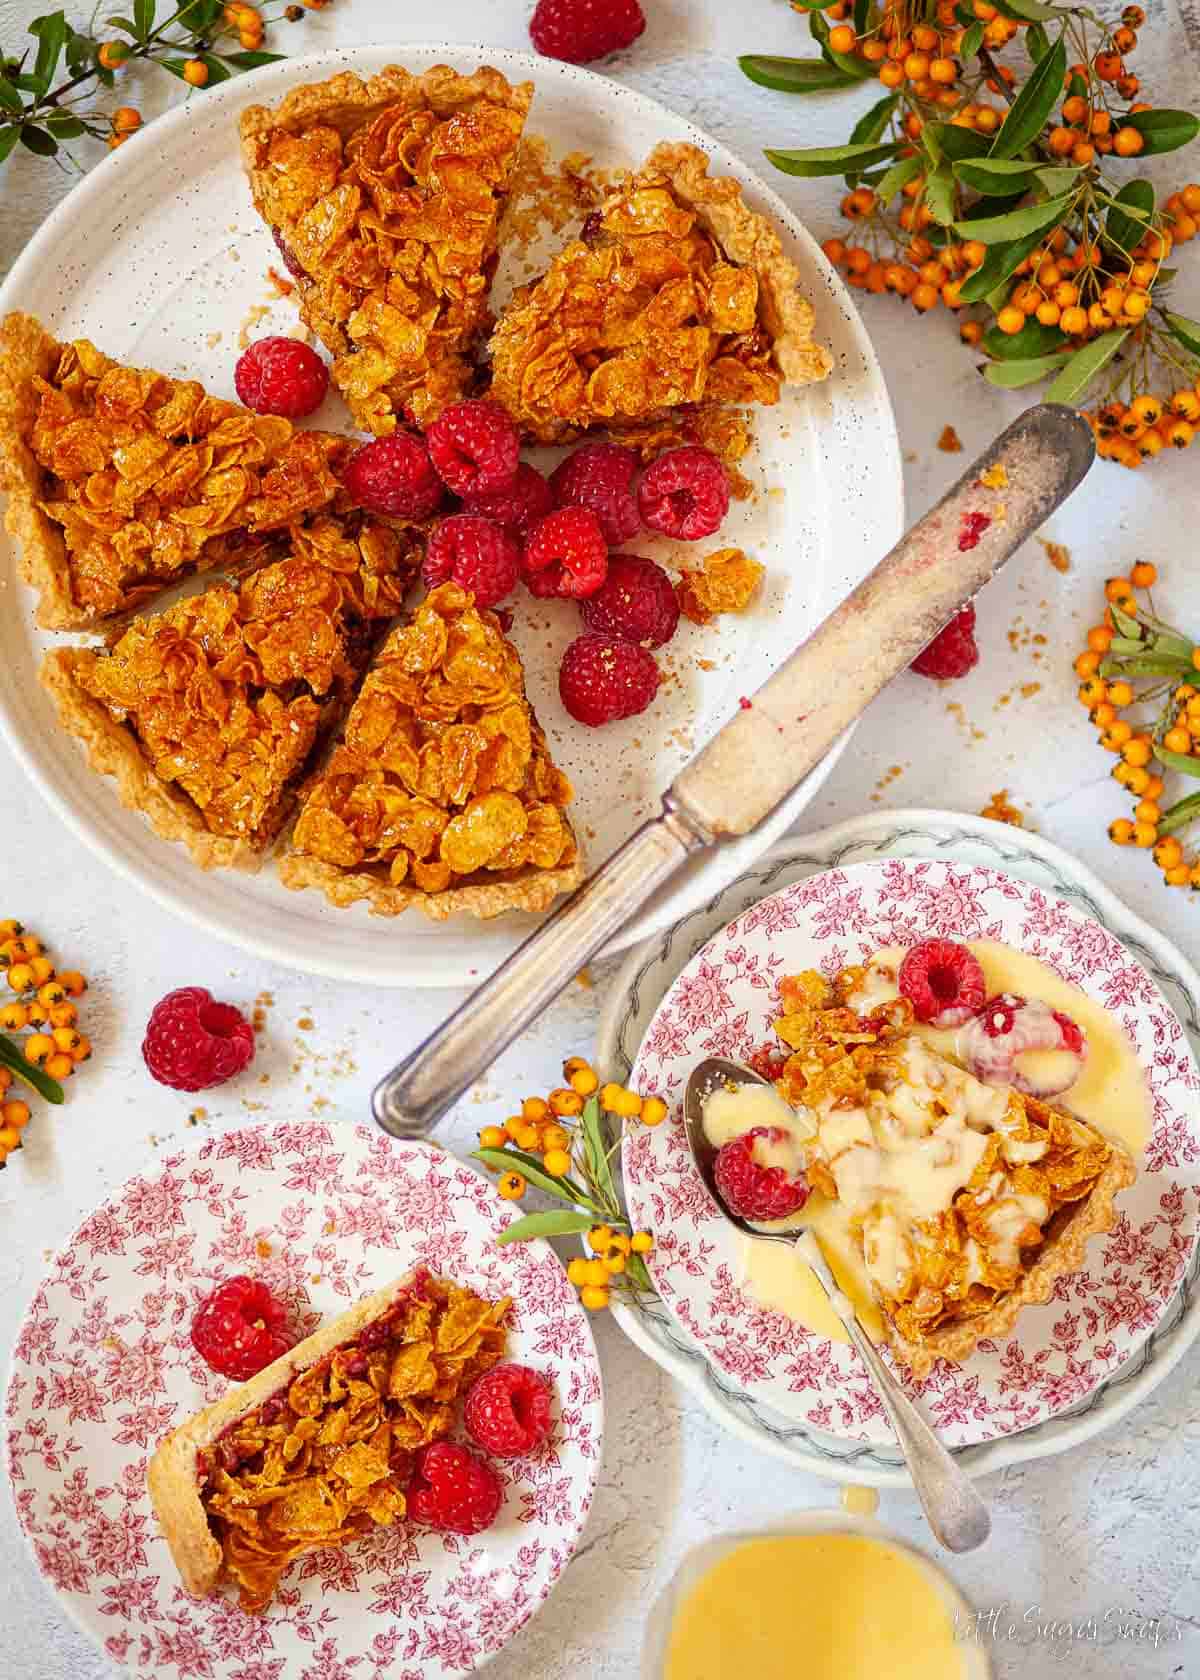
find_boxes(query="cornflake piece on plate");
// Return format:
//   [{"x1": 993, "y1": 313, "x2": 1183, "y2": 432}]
[
  {"x1": 279, "y1": 581, "x2": 581, "y2": 918},
  {"x1": 239, "y1": 64, "x2": 533, "y2": 435},
  {"x1": 677, "y1": 545, "x2": 764, "y2": 625},
  {"x1": 0, "y1": 312, "x2": 351, "y2": 628}
]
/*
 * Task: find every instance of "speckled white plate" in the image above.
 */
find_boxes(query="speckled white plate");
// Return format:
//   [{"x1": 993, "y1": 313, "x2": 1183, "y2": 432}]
[
  {"x1": 0, "y1": 43, "x2": 901, "y2": 987},
  {"x1": 596, "y1": 811, "x2": 1200, "y2": 1487}
]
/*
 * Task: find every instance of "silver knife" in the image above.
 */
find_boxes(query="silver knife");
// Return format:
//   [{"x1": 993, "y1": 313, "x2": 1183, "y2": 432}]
[{"x1": 373, "y1": 402, "x2": 1094, "y2": 1139}]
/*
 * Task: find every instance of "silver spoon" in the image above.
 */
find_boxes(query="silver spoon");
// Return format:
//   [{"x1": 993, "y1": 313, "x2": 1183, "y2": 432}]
[{"x1": 684, "y1": 1056, "x2": 991, "y2": 1553}]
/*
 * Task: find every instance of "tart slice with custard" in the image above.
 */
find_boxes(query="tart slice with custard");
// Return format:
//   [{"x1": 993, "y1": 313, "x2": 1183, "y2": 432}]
[
  {"x1": 0, "y1": 312, "x2": 351, "y2": 629},
  {"x1": 239, "y1": 63, "x2": 533, "y2": 436},
  {"x1": 278, "y1": 580, "x2": 581, "y2": 919}
]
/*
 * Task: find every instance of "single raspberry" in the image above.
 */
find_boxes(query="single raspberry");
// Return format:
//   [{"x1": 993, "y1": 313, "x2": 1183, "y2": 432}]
[
  {"x1": 898, "y1": 940, "x2": 987, "y2": 1028},
  {"x1": 234, "y1": 336, "x2": 329, "y2": 419},
  {"x1": 142, "y1": 987, "x2": 255, "y2": 1092},
  {"x1": 961, "y1": 994, "x2": 1088, "y2": 1096},
  {"x1": 911, "y1": 603, "x2": 978, "y2": 680},
  {"x1": 191, "y1": 1275, "x2": 295, "y2": 1381},
  {"x1": 559, "y1": 632, "x2": 659, "y2": 726},
  {"x1": 580, "y1": 553, "x2": 680, "y2": 647},
  {"x1": 342, "y1": 434, "x2": 444, "y2": 521},
  {"x1": 426, "y1": 399, "x2": 520, "y2": 497},
  {"x1": 422, "y1": 514, "x2": 522, "y2": 609},
  {"x1": 550, "y1": 442, "x2": 641, "y2": 546},
  {"x1": 637, "y1": 446, "x2": 730, "y2": 541},
  {"x1": 462, "y1": 461, "x2": 553, "y2": 538},
  {"x1": 712, "y1": 1128, "x2": 810, "y2": 1222},
  {"x1": 524, "y1": 507, "x2": 608, "y2": 599},
  {"x1": 408, "y1": 1442, "x2": 504, "y2": 1535},
  {"x1": 464, "y1": 1363, "x2": 553, "y2": 1458},
  {"x1": 529, "y1": 0, "x2": 646, "y2": 62}
]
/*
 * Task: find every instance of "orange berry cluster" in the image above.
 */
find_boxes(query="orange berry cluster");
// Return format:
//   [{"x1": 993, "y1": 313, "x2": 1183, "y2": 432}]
[
  {"x1": 1082, "y1": 384, "x2": 1200, "y2": 466},
  {"x1": 1074, "y1": 566, "x2": 1200, "y2": 887},
  {"x1": 566, "y1": 1225, "x2": 656, "y2": 1313},
  {"x1": 821, "y1": 0, "x2": 1008, "y2": 98},
  {"x1": 0, "y1": 920, "x2": 90, "y2": 1165}
]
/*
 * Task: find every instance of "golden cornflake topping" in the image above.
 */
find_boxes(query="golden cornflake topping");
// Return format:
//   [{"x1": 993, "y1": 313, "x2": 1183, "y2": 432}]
[{"x1": 677, "y1": 546, "x2": 764, "y2": 625}]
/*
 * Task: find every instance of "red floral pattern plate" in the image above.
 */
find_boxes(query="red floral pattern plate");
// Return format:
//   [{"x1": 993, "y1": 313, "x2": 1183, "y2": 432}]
[
  {"x1": 4, "y1": 1123, "x2": 602, "y2": 1680},
  {"x1": 621, "y1": 858, "x2": 1200, "y2": 1451}
]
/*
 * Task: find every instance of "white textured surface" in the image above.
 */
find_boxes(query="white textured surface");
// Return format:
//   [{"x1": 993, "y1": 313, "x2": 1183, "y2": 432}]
[{"x1": 0, "y1": 1, "x2": 1198, "y2": 1676}]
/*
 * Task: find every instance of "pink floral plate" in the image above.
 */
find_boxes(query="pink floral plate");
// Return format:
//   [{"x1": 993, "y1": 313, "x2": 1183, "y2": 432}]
[
  {"x1": 4, "y1": 1122, "x2": 603, "y2": 1680},
  {"x1": 621, "y1": 858, "x2": 1200, "y2": 1452}
]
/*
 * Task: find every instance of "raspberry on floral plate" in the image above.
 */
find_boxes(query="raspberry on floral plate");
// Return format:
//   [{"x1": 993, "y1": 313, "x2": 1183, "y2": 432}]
[
  {"x1": 5, "y1": 1124, "x2": 602, "y2": 1680},
  {"x1": 617, "y1": 856, "x2": 1200, "y2": 1471}
]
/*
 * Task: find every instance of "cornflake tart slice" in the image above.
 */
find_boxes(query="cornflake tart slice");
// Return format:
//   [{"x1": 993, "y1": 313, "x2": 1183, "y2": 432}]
[
  {"x1": 41, "y1": 516, "x2": 421, "y2": 870},
  {"x1": 239, "y1": 64, "x2": 533, "y2": 436},
  {"x1": 488, "y1": 140, "x2": 833, "y2": 445},
  {"x1": 773, "y1": 968, "x2": 1138, "y2": 1379},
  {"x1": 279, "y1": 580, "x2": 581, "y2": 919},
  {"x1": 0, "y1": 312, "x2": 350, "y2": 629}
]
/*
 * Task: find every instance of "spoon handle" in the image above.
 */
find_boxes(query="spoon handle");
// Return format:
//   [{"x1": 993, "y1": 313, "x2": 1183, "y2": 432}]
[{"x1": 844, "y1": 1319, "x2": 991, "y2": 1552}]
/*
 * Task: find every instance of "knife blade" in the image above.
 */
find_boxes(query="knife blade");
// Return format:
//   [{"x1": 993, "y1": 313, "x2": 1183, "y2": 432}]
[{"x1": 372, "y1": 403, "x2": 1094, "y2": 1139}]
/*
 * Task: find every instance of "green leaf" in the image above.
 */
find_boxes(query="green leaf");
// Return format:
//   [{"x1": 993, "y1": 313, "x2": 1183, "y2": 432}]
[
  {"x1": 65, "y1": 30, "x2": 93, "y2": 74},
  {"x1": 105, "y1": 14, "x2": 138, "y2": 32},
  {"x1": 956, "y1": 156, "x2": 1044, "y2": 196},
  {"x1": 982, "y1": 352, "x2": 1073, "y2": 387},
  {"x1": 1105, "y1": 179, "x2": 1155, "y2": 255},
  {"x1": 808, "y1": 11, "x2": 875, "y2": 78},
  {"x1": 0, "y1": 77, "x2": 21, "y2": 112},
  {"x1": 19, "y1": 123, "x2": 57, "y2": 155},
  {"x1": 1158, "y1": 791, "x2": 1200, "y2": 837},
  {"x1": 739, "y1": 53, "x2": 858, "y2": 93},
  {"x1": 1125, "y1": 109, "x2": 1200, "y2": 157},
  {"x1": 876, "y1": 153, "x2": 923, "y2": 205},
  {"x1": 1066, "y1": 70, "x2": 1087, "y2": 100},
  {"x1": 158, "y1": 55, "x2": 190, "y2": 79},
  {"x1": 1153, "y1": 746, "x2": 1200, "y2": 781},
  {"x1": 27, "y1": 12, "x2": 68, "y2": 94},
  {"x1": 1042, "y1": 328, "x2": 1130, "y2": 402},
  {"x1": 993, "y1": 0, "x2": 1060, "y2": 19},
  {"x1": 850, "y1": 93, "x2": 898, "y2": 147},
  {"x1": 925, "y1": 163, "x2": 956, "y2": 226},
  {"x1": 853, "y1": 0, "x2": 870, "y2": 31},
  {"x1": 179, "y1": 0, "x2": 223, "y2": 26},
  {"x1": 198, "y1": 53, "x2": 232, "y2": 83},
  {"x1": 765, "y1": 139, "x2": 898, "y2": 177},
  {"x1": 626, "y1": 1252, "x2": 655, "y2": 1292},
  {"x1": 1164, "y1": 311, "x2": 1200, "y2": 356},
  {"x1": 495, "y1": 1209, "x2": 596, "y2": 1246},
  {"x1": 952, "y1": 191, "x2": 1074, "y2": 244},
  {"x1": 1035, "y1": 166, "x2": 1081, "y2": 196},
  {"x1": 223, "y1": 49, "x2": 286, "y2": 68},
  {"x1": 927, "y1": 122, "x2": 991, "y2": 162},
  {"x1": 133, "y1": 0, "x2": 155, "y2": 38},
  {"x1": 43, "y1": 112, "x2": 84, "y2": 136},
  {"x1": 472, "y1": 1148, "x2": 588, "y2": 1203},
  {"x1": 579, "y1": 1095, "x2": 616, "y2": 1208},
  {"x1": 990, "y1": 33, "x2": 1066, "y2": 158},
  {"x1": 960, "y1": 19, "x2": 984, "y2": 57},
  {"x1": 0, "y1": 126, "x2": 19, "y2": 164},
  {"x1": 0, "y1": 1034, "x2": 65, "y2": 1103},
  {"x1": 1025, "y1": 20, "x2": 1051, "y2": 60},
  {"x1": 983, "y1": 317, "x2": 1068, "y2": 359},
  {"x1": 956, "y1": 225, "x2": 1049, "y2": 302}
]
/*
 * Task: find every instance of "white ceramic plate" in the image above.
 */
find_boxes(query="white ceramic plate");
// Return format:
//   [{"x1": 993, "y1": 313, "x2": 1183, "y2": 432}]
[
  {"x1": 3, "y1": 1123, "x2": 603, "y2": 1679},
  {"x1": 0, "y1": 44, "x2": 902, "y2": 988},
  {"x1": 596, "y1": 812, "x2": 1200, "y2": 1486}
]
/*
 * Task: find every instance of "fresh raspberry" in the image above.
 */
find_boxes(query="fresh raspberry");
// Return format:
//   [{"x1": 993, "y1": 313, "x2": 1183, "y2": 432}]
[
  {"x1": 550, "y1": 442, "x2": 641, "y2": 546},
  {"x1": 910, "y1": 603, "x2": 978, "y2": 679},
  {"x1": 408, "y1": 1442, "x2": 503, "y2": 1535},
  {"x1": 426, "y1": 399, "x2": 520, "y2": 497},
  {"x1": 580, "y1": 553, "x2": 680, "y2": 647},
  {"x1": 524, "y1": 507, "x2": 608, "y2": 599},
  {"x1": 342, "y1": 434, "x2": 444, "y2": 521},
  {"x1": 464, "y1": 1363, "x2": 553, "y2": 1458},
  {"x1": 961, "y1": 994, "x2": 1088, "y2": 1096},
  {"x1": 529, "y1": 0, "x2": 646, "y2": 62},
  {"x1": 712, "y1": 1128, "x2": 810, "y2": 1222},
  {"x1": 898, "y1": 940, "x2": 986, "y2": 1028},
  {"x1": 559, "y1": 632, "x2": 659, "y2": 726},
  {"x1": 462, "y1": 461, "x2": 553, "y2": 538},
  {"x1": 422, "y1": 514, "x2": 522, "y2": 609},
  {"x1": 142, "y1": 987, "x2": 255, "y2": 1092},
  {"x1": 191, "y1": 1275, "x2": 295, "y2": 1381},
  {"x1": 637, "y1": 446, "x2": 729, "y2": 541},
  {"x1": 234, "y1": 336, "x2": 329, "y2": 418}
]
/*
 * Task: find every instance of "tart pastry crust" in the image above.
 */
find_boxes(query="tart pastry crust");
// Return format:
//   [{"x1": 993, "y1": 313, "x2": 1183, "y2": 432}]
[{"x1": 239, "y1": 64, "x2": 533, "y2": 435}]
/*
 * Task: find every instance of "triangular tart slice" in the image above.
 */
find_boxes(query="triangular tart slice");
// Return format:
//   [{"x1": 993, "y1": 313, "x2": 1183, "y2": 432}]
[
  {"x1": 278, "y1": 581, "x2": 581, "y2": 920},
  {"x1": 0, "y1": 312, "x2": 352, "y2": 629},
  {"x1": 41, "y1": 515, "x2": 421, "y2": 870},
  {"x1": 488, "y1": 140, "x2": 833, "y2": 445},
  {"x1": 239, "y1": 63, "x2": 532, "y2": 436}
]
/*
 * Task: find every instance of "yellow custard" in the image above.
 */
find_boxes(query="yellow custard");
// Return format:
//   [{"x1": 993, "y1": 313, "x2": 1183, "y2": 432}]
[
  {"x1": 661, "y1": 1534, "x2": 973, "y2": 1680},
  {"x1": 704, "y1": 941, "x2": 1148, "y2": 1344}
]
